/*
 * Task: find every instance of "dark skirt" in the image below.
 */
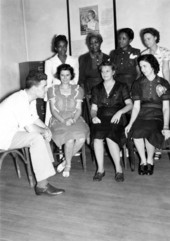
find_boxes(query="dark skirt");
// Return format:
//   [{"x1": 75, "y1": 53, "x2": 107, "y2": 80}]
[
  {"x1": 91, "y1": 107, "x2": 126, "y2": 147},
  {"x1": 129, "y1": 119, "x2": 164, "y2": 149}
]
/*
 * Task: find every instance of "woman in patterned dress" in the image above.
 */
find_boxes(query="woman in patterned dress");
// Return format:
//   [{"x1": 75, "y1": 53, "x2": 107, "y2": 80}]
[{"x1": 48, "y1": 64, "x2": 89, "y2": 177}]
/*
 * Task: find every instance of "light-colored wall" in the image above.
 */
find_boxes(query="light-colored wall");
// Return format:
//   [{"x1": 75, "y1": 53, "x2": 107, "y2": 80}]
[
  {"x1": 0, "y1": 0, "x2": 27, "y2": 100},
  {"x1": 1, "y1": 0, "x2": 170, "y2": 100},
  {"x1": 116, "y1": 0, "x2": 170, "y2": 51},
  {"x1": 0, "y1": 0, "x2": 67, "y2": 100},
  {"x1": 24, "y1": 0, "x2": 68, "y2": 61}
]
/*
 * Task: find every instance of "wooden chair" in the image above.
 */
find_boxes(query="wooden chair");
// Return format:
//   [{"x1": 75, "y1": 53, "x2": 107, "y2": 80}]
[
  {"x1": 0, "y1": 147, "x2": 34, "y2": 187},
  {"x1": 51, "y1": 141, "x2": 87, "y2": 171}
]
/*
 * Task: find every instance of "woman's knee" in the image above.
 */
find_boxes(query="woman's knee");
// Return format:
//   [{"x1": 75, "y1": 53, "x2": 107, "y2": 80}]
[
  {"x1": 77, "y1": 138, "x2": 85, "y2": 144},
  {"x1": 94, "y1": 139, "x2": 103, "y2": 144},
  {"x1": 66, "y1": 139, "x2": 74, "y2": 146}
]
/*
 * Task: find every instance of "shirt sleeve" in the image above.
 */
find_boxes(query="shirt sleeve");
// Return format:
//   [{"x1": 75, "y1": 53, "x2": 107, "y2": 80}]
[
  {"x1": 131, "y1": 79, "x2": 141, "y2": 100},
  {"x1": 161, "y1": 79, "x2": 170, "y2": 100},
  {"x1": 122, "y1": 83, "x2": 131, "y2": 100},
  {"x1": 45, "y1": 60, "x2": 53, "y2": 87},
  {"x1": 75, "y1": 86, "x2": 84, "y2": 101},
  {"x1": 161, "y1": 47, "x2": 170, "y2": 61},
  {"x1": 71, "y1": 57, "x2": 79, "y2": 85},
  {"x1": 47, "y1": 86, "x2": 56, "y2": 101}
]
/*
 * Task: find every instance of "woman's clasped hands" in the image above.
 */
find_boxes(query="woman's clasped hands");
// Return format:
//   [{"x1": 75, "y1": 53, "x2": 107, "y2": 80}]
[{"x1": 65, "y1": 118, "x2": 75, "y2": 126}]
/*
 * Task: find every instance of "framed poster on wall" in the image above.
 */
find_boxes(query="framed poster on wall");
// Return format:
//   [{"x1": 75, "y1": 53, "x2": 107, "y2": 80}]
[{"x1": 67, "y1": 0, "x2": 116, "y2": 57}]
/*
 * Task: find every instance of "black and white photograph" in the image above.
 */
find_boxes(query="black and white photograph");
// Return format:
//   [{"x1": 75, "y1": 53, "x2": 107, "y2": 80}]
[{"x1": 0, "y1": 0, "x2": 170, "y2": 241}]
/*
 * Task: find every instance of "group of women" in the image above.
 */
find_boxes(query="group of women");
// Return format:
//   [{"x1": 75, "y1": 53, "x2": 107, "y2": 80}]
[{"x1": 44, "y1": 27, "x2": 170, "y2": 181}]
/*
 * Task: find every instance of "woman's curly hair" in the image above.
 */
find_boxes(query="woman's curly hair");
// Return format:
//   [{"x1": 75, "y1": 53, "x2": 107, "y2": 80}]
[
  {"x1": 141, "y1": 28, "x2": 160, "y2": 43},
  {"x1": 86, "y1": 32, "x2": 103, "y2": 48}
]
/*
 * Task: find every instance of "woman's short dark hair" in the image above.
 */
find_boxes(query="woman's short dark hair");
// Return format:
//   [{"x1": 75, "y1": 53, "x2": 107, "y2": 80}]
[
  {"x1": 56, "y1": 64, "x2": 75, "y2": 80},
  {"x1": 118, "y1": 28, "x2": 134, "y2": 40},
  {"x1": 26, "y1": 70, "x2": 47, "y2": 89},
  {"x1": 137, "y1": 54, "x2": 160, "y2": 74},
  {"x1": 86, "y1": 32, "x2": 103, "y2": 48},
  {"x1": 141, "y1": 28, "x2": 160, "y2": 43},
  {"x1": 98, "y1": 59, "x2": 116, "y2": 72},
  {"x1": 53, "y1": 35, "x2": 68, "y2": 52}
]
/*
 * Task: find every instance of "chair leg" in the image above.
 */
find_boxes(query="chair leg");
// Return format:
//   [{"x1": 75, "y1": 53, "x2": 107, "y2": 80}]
[
  {"x1": 122, "y1": 145, "x2": 127, "y2": 169},
  {"x1": 24, "y1": 148, "x2": 34, "y2": 188},
  {"x1": 12, "y1": 153, "x2": 21, "y2": 178},
  {"x1": 81, "y1": 144, "x2": 87, "y2": 171},
  {"x1": 127, "y1": 138, "x2": 135, "y2": 171}
]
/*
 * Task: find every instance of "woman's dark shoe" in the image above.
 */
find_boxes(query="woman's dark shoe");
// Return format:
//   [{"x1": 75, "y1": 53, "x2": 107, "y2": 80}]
[
  {"x1": 115, "y1": 172, "x2": 124, "y2": 182},
  {"x1": 93, "y1": 171, "x2": 105, "y2": 181},
  {"x1": 138, "y1": 164, "x2": 147, "y2": 175},
  {"x1": 35, "y1": 183, "x2": 65, "y2": 196},
  {"x1": 147, "y1": 164, "x2": 154, "y2": 175}
]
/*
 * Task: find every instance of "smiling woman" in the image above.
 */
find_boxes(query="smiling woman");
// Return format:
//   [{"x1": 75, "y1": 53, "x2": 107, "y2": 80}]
[
  {"x1": 47, "y1": 64, "x2": 89, "y2": 178},
  {"x1": 141, "y1": 28, "x2": 170, "y2": 84}
]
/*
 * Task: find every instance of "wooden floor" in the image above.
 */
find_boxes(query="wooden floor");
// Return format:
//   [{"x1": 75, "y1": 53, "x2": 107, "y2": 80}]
[{"x1": 1, "y1": 149, "x2": 170, "y2": 241}]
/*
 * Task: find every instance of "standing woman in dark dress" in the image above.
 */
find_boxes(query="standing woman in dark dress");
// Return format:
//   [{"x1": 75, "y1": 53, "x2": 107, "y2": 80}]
[
  {"x1": 91, "y1": 61, "x2": 133, "y2": 182},
  {"x1": 110, "y1": 28, "x2": 141, "y2": 92},
  {"x1": 109, "y1": 28, "x2": 141, "y2": 169},
  {"x1": 78, "y1": 32, "x2": 109, "y2": 124},
  {"x1": 125, "y1": 54, "x2": 170, "y2": 175},
  {"x1": 78, "y1": 32, "x2": 109, "y2": 96}
]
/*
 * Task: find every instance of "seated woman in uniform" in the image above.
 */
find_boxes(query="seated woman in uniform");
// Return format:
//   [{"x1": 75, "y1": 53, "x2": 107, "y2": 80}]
[
  {"x1": 91, "y1": 60, "x2": 133, "y2": 182},
  {"x1": 47, "y1": 64, "x2": 89, "y2": 177},
  {"x1": 125, "y1": 54, "x2": 170, "y2": 175}
]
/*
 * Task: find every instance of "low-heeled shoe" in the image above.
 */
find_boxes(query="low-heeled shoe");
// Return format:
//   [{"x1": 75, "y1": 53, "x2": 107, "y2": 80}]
[
  {"x1": 35, "y1": 183, "x2": 65, "y2": 196},
  {"x1": 138, "y1": 164, "x2": 147, "y2": 175},
  {"x1": 93, "y1": 171, "x2": 105, "y2": 181},
  {"x1": 115, "y1": 172, "x2": 124, "y2": 182},
  {"x1": 147, "y1": 164, "x2": 154, "y2": 175}
]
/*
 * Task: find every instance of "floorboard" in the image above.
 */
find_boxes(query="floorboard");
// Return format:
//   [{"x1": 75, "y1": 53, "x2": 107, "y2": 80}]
[{"x1": 1, "y1": 150, "x2": 170, "y2": 241}]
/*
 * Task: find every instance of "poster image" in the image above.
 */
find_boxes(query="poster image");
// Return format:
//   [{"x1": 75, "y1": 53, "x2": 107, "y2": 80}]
[{"x1": 79, "y1": 5, "x2": 99, "y2": 35}]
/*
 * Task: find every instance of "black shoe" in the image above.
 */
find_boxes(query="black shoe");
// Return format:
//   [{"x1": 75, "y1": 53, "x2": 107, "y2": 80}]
[
  {"x1": 115, "y1": 172, "x2": 124, "y2": 182},
  {"x1": 93, "y1": 171, "x2": 105, "y2": 181},
  {"x1": 147, "y1": 164, "x2": 154, "y2": 175},
  {"x1": 35, "y1": 183, "x2": 65, "y2": 196},
  {"x1": 138, "y1": 164, "x2": 147, "y2": 175}
]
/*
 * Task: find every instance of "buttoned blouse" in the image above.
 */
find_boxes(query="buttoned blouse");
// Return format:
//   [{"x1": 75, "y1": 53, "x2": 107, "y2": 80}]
[
  {"x1": 48, "y1": 85, "x2": 84, "y2": 120},
  {"x1": 91, "y1": 81, "x2": 130, "y2": 110},
  {"x1": 132, "y1": 76, "x2": 170, "y2": 103},
  {"x1": 141, "y1": 46, "x2": 170, "y2": 77},
  {"x1": 110, "y1": 45, "x2": 140, "y2": 76}
]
